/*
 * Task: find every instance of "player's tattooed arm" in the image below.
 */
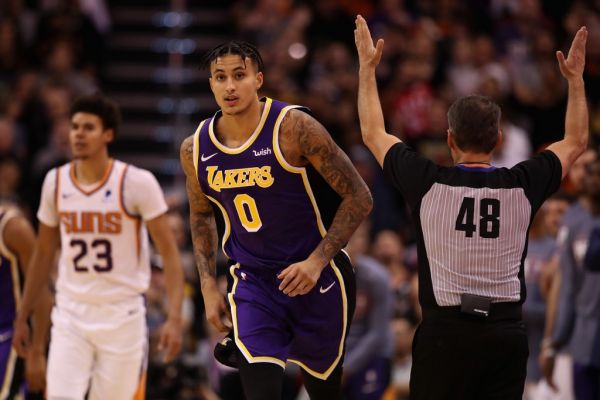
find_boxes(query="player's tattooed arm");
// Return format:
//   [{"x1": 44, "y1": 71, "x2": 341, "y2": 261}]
[
  {"x1": 180, "y1": 136, "x2": 231, "y2": 330},
  {"x1": 180, "y1": 136, "x2": 218, "y2": 286},
  {"x1": 282, "y1": 110, "x2": 373, "y2": 263}
]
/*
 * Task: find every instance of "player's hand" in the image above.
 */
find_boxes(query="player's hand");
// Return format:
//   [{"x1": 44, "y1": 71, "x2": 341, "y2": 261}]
[
  {"x1": 278, "y1": 257, "x2": 326, "y2": 297},
  {"x1": 25, "y1": 350, "x2": 46, "y2": 392},
  {"x1": 557, "y1": 26, "x2": 587, "y2": 81},
  {"x1": 539, "y1": 347, "x2": 558, "y2": 392},
  {"x1": 354, "y1": 14, "x2": 384, "y2": 70},
  {"x1": 158, "y1": 316, "x2": 183, "y2": 363},
  {"x1": 12, "y1": 318, "x2": 31, "y2": 357},
  {"x1": 202, "y1": 282, "x2": 232, "y2": 333}
]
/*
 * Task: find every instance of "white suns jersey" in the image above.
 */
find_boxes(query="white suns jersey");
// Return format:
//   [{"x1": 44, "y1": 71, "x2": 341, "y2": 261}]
[{"x1": 37, "y1": 159, "x2": 168, "y2": 304}]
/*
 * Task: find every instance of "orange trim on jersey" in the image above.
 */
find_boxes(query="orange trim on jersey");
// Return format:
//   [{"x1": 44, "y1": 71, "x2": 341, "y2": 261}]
[
  {"x1": 132, "y1": 371, "x2": 147, "y2": 400},
  {"x1": 117, "y1": 163, "x2": 142, "y2": 261},
  {"x1": 54, "y1": 167, "x2": 61, "y2": 211},
  {"x1": 119, "y1": 164, "x2": 137, "y2": 219},
  {"x1": 69, "y1": 159, "x2": 115, "y2": 196},
  {"x1": 135, "y1": 218, "x2": 142, "y2": 260}
]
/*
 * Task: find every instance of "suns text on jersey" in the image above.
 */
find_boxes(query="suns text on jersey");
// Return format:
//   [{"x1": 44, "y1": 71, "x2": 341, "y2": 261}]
[
  {"x1": 206, "y1": 165, "x2": 274, "y2": 192},
  {"x1": 59, "y1": 211, "x2": 122, "y2": 234}
]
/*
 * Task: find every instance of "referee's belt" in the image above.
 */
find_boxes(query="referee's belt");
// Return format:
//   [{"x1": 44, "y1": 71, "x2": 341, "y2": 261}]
[{"x1": 422, "y1": 301, "x2": 522, "y2": 321}]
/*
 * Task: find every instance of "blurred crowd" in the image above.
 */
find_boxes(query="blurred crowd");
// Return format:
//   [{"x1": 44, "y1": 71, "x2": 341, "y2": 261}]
[
  {"x1": 2, "y1": 0, "x2": 600, "y2": 399},
  {"x1": 0, "y1": 0, "x2": 109, "y2": 218}
]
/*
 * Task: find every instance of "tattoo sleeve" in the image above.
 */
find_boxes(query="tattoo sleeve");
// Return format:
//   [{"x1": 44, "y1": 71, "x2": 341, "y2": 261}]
[
  {"x1": 282, "y1": 110, "x2": 373, "y2": 263},
  {"x1": 180, "y1": 136, "x2": 219, "y2": 289}
]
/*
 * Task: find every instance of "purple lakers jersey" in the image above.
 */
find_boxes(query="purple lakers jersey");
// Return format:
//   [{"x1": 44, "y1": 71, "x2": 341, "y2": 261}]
[
  {"x1": 194, "y1": 97, "x2": 340, "y2": 270},
  {"x1": 0, "y1": 207, "x2": 21, "y2": 330}
]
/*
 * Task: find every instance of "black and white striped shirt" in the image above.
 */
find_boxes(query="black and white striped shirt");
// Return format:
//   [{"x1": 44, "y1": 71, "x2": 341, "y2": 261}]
[{"x1": 383, "y1": 143, "x2": 562, "y2": 309}]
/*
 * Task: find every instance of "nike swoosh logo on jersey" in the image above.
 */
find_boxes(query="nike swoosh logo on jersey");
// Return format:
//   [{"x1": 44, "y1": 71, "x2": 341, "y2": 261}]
[
  {"x1": 62, "y1": 192, "x2": 75, "y2": 199},
  {"x1": 319, "y1": 282, "x2": 336, "y2": 294},
  {"x1": 201, "y1": 153, "x2": 218, "y2": 162},
  {"x1": 0, "y1": 330, "x2": 12, "y2": 343}
]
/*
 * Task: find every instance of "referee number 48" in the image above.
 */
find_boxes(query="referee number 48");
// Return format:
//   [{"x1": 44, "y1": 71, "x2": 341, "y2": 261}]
[{"x1": 454, "y1": 197, "x2": 500, "y2": 239}]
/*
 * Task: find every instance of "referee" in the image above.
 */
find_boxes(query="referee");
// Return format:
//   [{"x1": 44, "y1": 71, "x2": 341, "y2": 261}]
[{"x1": 354, "y1": 15, "x2": 588, "y2": 400}]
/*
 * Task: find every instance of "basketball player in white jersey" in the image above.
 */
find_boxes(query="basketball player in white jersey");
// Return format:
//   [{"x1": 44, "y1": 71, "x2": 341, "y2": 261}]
[
  {"x1": 12, "y1": 94, "x2": 185, "y2": 400},
  {"x1": 0, "y1": 202, "x2": 51, "y2": 399}
]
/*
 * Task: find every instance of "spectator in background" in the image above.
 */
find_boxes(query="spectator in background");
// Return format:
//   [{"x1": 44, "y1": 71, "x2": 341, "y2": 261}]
[
  {"x1": 562, "y1": 148, "x2": 598, "y2": 196},
  {"x1": 8, "y1": 71, "x2": 45, "y2": 159},
  {"x1": 383, "y1": 318, "x2": 415, "y2": 400},
  {"x1": 304, "y1": 41, "x2": 360, "y2": 148},
  {"x1": 0, "y1": 0, "x2": 38, "y2": 47},
  {"x1": 0, "y1": 119, "x2": 27, "y2": 206},
  {"x1": 523, "y1": 193, "x2": 570, "y2": 399},
  {"x1": 542, "y1": 158, "x2": 600, "y2": 400},
  {"x1": 540, "y1": 151, "x2": 600, "y2": 400},
  {"x1": 372, "y1": 230, "x2": 418, "y2": 323},
  {"x1": 344, "y1": 221, "x2": 393, "y2": 400},
  {"x1": 386, "y1": 55, "x2": 435, "y2": 147},
  {"x1": 446, "y1": 33, "x2": 479, "y2": 97},
  {"x1": 510, "y1": 28, "x2": 568, "y2": 150},
  {"x1": 539, "y1": 150, "x2": 598, "y2": 400},
  {"x1": 491, "y1": 115, "x2": 532, "y2": 168},
  {"x1": 349, "y1": 145, "x2": 408, "y2": 234},
  {"x1": 0, "y1": 118, "x2": 20, "y2": 156},
  {"x1": 0, "y1": 153, "x2": 22, "y2": 205},
  {"x1": 38, "y1": 39, "x2": 96, "y2": 98},
  {"x1": 0, "y1": 17, "x2": 27, "y2": 85},
  {"x1": 35, "y1": 0, "x2": 107, "y2": 79},
  {"x1": 23, "y1": 82, "x2": 72, "y2": 212},
  {"x1": 415, "y1": 96, "x2": 453, "y2": 166},
  {"x1": 31, "y1": 115, "x2": 71, "y2": 172}
]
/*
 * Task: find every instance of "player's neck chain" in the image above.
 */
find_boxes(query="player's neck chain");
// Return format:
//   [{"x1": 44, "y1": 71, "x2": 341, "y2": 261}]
[{"x1": 457, "y1": 161, "x2": 492, "y2": 166}]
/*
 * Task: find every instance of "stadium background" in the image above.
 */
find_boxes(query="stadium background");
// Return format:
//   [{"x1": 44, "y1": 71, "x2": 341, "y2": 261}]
[{"x1": 1, "y1": 0, "x2": 599, "y2": 399}]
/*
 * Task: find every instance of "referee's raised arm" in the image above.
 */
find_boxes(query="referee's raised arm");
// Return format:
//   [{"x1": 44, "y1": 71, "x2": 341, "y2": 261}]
[
  {"x1": 354, "y1": 15, "x2": 400, "y2": 167},
  {"x1": 546, "y1": 26, "x2": 589, "y2": 178}
]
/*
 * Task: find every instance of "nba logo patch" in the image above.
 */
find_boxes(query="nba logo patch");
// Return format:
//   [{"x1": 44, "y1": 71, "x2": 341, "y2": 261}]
[{"x1": 102, "y1": 189, "x2": 113, "y2": 203}]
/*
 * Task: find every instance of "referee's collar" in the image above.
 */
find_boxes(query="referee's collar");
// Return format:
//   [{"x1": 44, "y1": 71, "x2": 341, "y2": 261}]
[{"x1": 455, "y1": 164, "x2": 497, "y2": 172}]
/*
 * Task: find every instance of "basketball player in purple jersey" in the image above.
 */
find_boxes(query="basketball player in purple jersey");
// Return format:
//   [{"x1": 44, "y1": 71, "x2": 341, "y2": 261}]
[
  {"x1": 0, "y1": 203, "x2": 51, "y2": 399},
  {"x1": 180, "y1": 42, "x2": 372, "y2": 399}
]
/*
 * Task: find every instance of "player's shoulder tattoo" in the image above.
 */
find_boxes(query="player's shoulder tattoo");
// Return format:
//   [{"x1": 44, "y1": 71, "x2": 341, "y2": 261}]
[
  {"x1": 180, "y1": 135, "x2": 195, "y2": 162},
  {"x1": 180, "y1": 135, "x2": 196, "y2": 176}
]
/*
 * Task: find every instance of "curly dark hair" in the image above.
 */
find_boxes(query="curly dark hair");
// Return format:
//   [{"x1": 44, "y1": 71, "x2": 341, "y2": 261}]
[
  {"x1": 199, "y1": 41, "x2": 264, "y2": 73},
  {"x1": 70, "y1": 93, "x2": 121, "y2": 138}
]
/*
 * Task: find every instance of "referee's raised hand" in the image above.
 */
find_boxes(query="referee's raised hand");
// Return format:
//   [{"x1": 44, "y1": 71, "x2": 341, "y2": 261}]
[
  {"x1": 354, "y1": 15, "x2": 384, "y2": 70},
  {"x1": 557, "y1": 26, "x2": 587, "y2": 81}
]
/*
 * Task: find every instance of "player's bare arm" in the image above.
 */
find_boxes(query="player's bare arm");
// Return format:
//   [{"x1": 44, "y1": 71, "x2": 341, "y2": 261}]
[
  {"x1": 546, "y1": 26, "x2": 589, "y2": 178},
  {"x1": 277, "y1": 109, "x2": 373, "y2": 296},
  {"x1": 146, "y1": 214, "x2": 184, "y2": 363},
  {"x1": 180, "y1": 135, "x2": 231, "y2": 332},
  {"x1": 12, "y1": 223, "x2": 59, "y2": 357},
  {"x1": 354, "y1": 14, "x2": 400, "y2": 167},
  {"x1": 5, "y1": 216, "x2": 51, "y2": 391}
]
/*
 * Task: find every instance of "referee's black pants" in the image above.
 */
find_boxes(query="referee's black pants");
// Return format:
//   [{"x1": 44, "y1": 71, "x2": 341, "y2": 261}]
[{"x1": 410, "y1": 305, "x2": 528, "y2": 400}]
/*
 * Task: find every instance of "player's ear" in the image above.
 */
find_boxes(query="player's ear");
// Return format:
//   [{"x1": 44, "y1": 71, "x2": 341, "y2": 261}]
[
  {"x1": 104, "y1": 128, "x2": 115, "y2": 143},
  {"x1": 446, "y1": 129, "x2": 454, "y2": 149},
  {"x1": 256, "y1": 71, "x2": 263, "y2": 90},
  {"x1": 496, "y1": 129, "x2": 504, "y2": 149}
]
